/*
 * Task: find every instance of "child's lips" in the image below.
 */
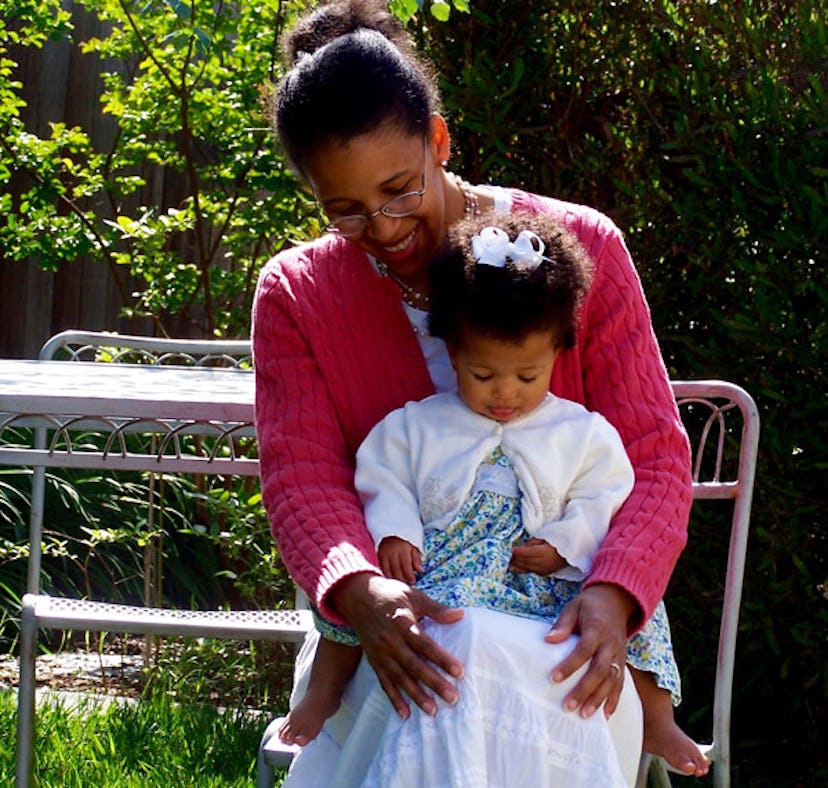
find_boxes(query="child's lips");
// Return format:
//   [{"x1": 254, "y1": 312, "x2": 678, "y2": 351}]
[{"x1": 489, "y1": 406, "x2": 519, "y2": 421}]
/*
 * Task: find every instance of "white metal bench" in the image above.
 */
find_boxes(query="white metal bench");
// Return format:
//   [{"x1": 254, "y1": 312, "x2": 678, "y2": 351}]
[
  {"x1": 4, "y1": 335, "x2": 758, "y2": 787},
  {"x1": 257, "y1": 380, "x2": 760, "y2": 788}
]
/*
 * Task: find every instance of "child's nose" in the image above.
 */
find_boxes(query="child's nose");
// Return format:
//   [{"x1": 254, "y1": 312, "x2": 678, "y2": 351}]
[{"x1": 493, "y1": 380, "x2": 515, "y2": 400}]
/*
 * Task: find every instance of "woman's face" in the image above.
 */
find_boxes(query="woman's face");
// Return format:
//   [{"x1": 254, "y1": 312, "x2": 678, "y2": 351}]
[{"x1": 303, "y1": 117, "x2": 456, "y2": 285}]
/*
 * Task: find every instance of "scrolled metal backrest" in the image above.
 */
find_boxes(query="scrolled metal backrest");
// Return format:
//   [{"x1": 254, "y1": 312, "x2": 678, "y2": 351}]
[
  {"x1": 39, "y1": 330, "x2": 252, "y2": 368},
  {"x1": 668, "y1": 379, "x2": 760, "y2": 782},
  {"x1": 671, "y1": 380, "x2": 759, "y2": 500},
  {"x1": 33, "y1": 328, "x2": 258, "y2": 479}
]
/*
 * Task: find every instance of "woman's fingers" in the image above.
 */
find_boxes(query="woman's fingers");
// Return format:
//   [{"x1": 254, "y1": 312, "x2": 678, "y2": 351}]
[
  {"x1": 338, "y1": 576, "x2": 464, "y2": 715},
  {"x1": 576, "y1": 656, "x2": 626, "y2": 719},
  {"x1": 366, "y1": 612, "x2": 461, "y2": 716},
  {"x1": 406, "y1": 593, "x2": 465, "y2": 677},
  {"x1": 546, "y1": 584, "x2": 634, "y2": 715},
  {"x1": 603, "y1": 666, "x2": 623, "y2": 718},
  {"x1": 550, "y1": 633, "x2": 623, "y2": 715},
  {"x1": 382, "y1": 624, "x2": 465, "y2": 715}
]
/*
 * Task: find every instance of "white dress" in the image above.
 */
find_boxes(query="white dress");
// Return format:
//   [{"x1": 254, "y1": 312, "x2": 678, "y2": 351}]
[
  {"x1": 284, "y1": 609, "x2": 643, "y2": 788},
  {"x1": 287, "y1": 442, "x2": 647, "y2": 786}
]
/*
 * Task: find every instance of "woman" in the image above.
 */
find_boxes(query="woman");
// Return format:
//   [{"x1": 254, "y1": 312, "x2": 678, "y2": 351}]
[{"x1": 252, "y1": 0, "x2": 694, "y2": 783}]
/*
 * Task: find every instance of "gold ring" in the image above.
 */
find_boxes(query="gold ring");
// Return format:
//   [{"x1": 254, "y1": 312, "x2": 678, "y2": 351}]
[{"x1": 609, "y1": 661, "x2": 622, "y2": 678}]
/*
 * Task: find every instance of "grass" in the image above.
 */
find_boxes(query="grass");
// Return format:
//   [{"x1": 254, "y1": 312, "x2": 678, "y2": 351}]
[
  {"x1": 0, "y1": 628, "x2": 297, "y2": 786},
  {"x1": 0, "y1": 682, "x2": 288, "y2": 786}
]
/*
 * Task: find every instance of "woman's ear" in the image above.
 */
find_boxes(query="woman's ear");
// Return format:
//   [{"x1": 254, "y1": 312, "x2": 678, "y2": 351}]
[{"x1": 429, "y1": 113, "x2": 451, "y2": 164}]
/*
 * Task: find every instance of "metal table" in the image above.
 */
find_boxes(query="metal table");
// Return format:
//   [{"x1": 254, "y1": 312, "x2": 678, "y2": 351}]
[
  {"x1": 0, "y1": 358, "x2": 310, "y2": 787},
  {"x1": 0, "y1": 359, "x2": 258, "y2": 475}
]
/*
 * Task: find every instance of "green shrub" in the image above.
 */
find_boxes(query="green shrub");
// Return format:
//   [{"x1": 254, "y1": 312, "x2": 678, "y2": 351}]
[
  {"x1": 423, "y1": 1, "x2": 827, "y2": 781},
  {"x1": 0, "y1": 0, "x2": 319, "y2": 338}
]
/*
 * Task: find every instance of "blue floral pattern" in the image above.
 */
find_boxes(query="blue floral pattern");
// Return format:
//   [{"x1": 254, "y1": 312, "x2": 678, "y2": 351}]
[
  {"x1": 419, "y1": 447, "x2": 681, "y2": 705},
  {"x1": 316, "y1": 446, "x2": 681, "y2": 704}
]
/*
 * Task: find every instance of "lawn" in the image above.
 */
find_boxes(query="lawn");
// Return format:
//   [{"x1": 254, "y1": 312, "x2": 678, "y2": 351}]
[{"x1": 0, "y1": 677, "x2": 288, "y2": 786}]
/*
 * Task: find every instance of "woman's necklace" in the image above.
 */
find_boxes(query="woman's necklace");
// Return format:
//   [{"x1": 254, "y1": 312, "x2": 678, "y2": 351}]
[
  {"x1": 377, "y1": 175, "x2": 481, "y2": 311},
  {"x1": 452, "y1": 173, "x2": 482, "y2": 219},
  {"x1": 376, "y1": 260, "x2": 431, "y2": 310}
]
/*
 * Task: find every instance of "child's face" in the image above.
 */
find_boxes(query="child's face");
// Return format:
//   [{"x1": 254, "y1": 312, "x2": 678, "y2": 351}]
[{"x1": 448, "y1": 328, "x2": 558, "y2": 423}]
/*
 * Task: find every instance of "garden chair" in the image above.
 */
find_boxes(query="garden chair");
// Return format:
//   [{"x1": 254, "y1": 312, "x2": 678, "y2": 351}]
[
  {"x1": 257, "y1": 380, "x2": 759, "y2": 788},
  {"x1": 9, "y1": 330, "x2": 312, "y2": 788}
]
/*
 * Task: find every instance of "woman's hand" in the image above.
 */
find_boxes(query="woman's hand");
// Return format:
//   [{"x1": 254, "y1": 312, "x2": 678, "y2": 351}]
[
  {"x1": 328, "y1": 572, "x2": 465, "y2": 720},
  {"x1": 509, "y1": 538, "x2": 568, "y2": 575},
  {"x1": 378, "y1": 536, "x2": 423, "y2": 585},
  {"x1": 545, "y1": 583, "x2": 635, "y2": 719}
]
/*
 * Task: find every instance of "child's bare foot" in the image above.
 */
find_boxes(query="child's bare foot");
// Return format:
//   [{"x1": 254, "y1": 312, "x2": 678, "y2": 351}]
[
  {"x1": 631, "y1": 667, "x2": 710, "y2": 777},
  {"x1": 643, "y1": 712, "x2": 710, "y2": 776},
  {"x1": 278, "y1": 686, "x2": 342, "y2": 746}
]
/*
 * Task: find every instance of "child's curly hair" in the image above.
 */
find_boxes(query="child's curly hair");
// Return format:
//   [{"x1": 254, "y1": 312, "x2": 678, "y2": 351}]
[{"x1": 428, "y1": 211, "x2": 594, "y2": 348}]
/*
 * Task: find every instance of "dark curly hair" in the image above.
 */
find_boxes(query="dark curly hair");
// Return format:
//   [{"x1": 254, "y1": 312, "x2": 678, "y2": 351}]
[
  {"x1": 264, "y1": 0, "x2": 440, "y2": 177},
  {"x1": 428, "y1": 211, "x2": 594, "y2": 349}
]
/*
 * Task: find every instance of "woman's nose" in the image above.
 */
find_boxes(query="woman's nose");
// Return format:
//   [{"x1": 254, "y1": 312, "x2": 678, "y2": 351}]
[{"x1": 365, "y1": 212, "x2": 403, "y2": 243}]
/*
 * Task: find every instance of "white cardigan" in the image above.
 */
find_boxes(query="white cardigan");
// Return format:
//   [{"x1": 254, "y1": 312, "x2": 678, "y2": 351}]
[{"x1": 355, "y1": 392, "x2": 634, "y2": 580}]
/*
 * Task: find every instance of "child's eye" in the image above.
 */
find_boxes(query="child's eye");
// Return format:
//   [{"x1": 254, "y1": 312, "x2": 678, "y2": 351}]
[
  {"x1": 518, "y1": 375, "x2": 537, "y2": 383},
  {"x1": 473, "y1": 373, "x2": 492, "y2": 382}
]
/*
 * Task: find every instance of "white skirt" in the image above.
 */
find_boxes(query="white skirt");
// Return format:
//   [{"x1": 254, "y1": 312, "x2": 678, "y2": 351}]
[{"x1": 284, "y1": 607, "x2": 642, "y2": 788}]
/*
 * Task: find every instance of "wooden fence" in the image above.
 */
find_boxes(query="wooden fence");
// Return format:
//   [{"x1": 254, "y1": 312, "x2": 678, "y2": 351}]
[{"x1": 1, "y1": 3, "x2": 180, "y2": 358}]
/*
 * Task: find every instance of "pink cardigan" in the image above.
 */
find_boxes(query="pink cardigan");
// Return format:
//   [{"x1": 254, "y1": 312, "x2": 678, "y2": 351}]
[{"x1": 252, "y1": 190, "x2": 692, "y2": 633}]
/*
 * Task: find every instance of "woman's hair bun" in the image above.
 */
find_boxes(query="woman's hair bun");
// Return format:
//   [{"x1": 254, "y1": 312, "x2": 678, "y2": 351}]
[{"x1": 282, "y1": 0, "x2": 412, "y2": 66}]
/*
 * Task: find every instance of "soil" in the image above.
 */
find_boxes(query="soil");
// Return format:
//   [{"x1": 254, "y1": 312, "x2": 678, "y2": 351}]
[
  {"x1": 1, "y1": 635, "x2": 294, "y2": 711},
  {"x1": 0, "y1": 639, "x2": 148, "y2": 698}
]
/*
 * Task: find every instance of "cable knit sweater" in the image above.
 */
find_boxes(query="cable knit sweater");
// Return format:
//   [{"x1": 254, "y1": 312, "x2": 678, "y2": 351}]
[{"x1": 252, "y1": 189, "x2": 692, "y2": 633}]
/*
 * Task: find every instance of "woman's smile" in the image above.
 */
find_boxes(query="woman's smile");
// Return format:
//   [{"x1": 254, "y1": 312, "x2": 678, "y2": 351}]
[
  {"x1": 382, "y1": 227, "x2": 417, "y2": 255},
  {"x1": 305, "y1": 119, "x2": 458, "y2": 289}
]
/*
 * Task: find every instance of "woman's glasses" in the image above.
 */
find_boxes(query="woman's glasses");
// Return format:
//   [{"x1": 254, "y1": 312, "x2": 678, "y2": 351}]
[{"x1": 323, "y1": 137, "x2": 428, "y2": 238}]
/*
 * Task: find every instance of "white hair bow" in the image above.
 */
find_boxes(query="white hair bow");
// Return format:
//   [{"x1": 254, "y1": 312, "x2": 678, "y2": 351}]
[{"x1": 471, "y1": 226, "x2": 546, "y2": 270}]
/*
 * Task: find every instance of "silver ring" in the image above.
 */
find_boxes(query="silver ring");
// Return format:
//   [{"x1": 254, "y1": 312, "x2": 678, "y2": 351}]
[{"x1": 609, "y1": 661, "x2": 622, "y2": 678}]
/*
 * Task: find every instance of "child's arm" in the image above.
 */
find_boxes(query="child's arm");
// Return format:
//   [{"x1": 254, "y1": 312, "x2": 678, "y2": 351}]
[
  {"x1": 509, "y1": 537, "x2": 568, "y2": 576},
  {"x1": 355, "y1": 406, "x2": 427, "y2": 554},
  {"x1": 530, "y1": 413, "x2": 635, "y2": 581},
  {"x1": 378, "y1": 536, "x2": 423, "y2": 585}
]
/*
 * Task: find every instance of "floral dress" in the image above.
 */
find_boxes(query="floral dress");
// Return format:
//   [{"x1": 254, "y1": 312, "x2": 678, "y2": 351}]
[
  {"x1": 419, "y1": 446, "x2": 681, "y2": 704},
  {"x1": 316, "y1": 446, "x2": 680, "y2": 704}
]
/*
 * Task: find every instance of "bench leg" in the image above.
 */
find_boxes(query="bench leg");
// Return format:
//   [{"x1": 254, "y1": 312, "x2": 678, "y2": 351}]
[
  {"x1": 15, "y1": 595, "x2": 38, "y2": 787},
  {"x1": 257, "y1": 717, "x2": 284, "y2": 788}
]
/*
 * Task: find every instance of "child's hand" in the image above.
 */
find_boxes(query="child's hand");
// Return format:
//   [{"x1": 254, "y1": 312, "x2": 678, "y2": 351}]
[
  {"x1": 509, "y1": 538, "x2": 568, "y2": 575},
  {"x1": 378, "y1": 536, "x2": 423, "y2": 585}
]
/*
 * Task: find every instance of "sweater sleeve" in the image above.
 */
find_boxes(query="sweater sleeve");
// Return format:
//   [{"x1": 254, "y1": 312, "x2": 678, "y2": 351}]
[
  {"x1": 573, "y1": 210, "x2": 693, "y2": 632},
  {"x1": 252, "y1": 253, "x2": 380, "y2": 623},
  {"x1": 532, "y1": 414, "x2": 635, "y2": 582},
  {"x1": 354, "y1": 407, "x2": 427, "y2": 553}
]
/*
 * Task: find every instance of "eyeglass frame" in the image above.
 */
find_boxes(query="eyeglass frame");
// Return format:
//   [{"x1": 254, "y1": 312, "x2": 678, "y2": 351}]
[{"x1": 320, "y1": 136, "x2": 429, "y2": 238}]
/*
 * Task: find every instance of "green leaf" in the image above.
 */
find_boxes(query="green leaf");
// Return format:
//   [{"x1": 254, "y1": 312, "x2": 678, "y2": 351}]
[
  {"x1": 430, "y1": 1, "x2": 451, "y2": 21},
  {"x1": 161, "y1": 0, "x2": 191, "y2": 20},
  {"x1": 389, "y1": 0, "x2": 420, "y2": 23}
]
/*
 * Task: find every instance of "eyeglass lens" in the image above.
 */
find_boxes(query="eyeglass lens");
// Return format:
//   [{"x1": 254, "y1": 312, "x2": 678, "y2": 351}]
[{"x1": 330, "y1": 192, "x2": 424, "y2": 236}]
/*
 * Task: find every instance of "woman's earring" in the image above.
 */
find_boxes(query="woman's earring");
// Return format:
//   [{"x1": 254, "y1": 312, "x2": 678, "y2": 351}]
[{"x1": 440, "y1": 160, "x2": 448, "y2": 168}]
